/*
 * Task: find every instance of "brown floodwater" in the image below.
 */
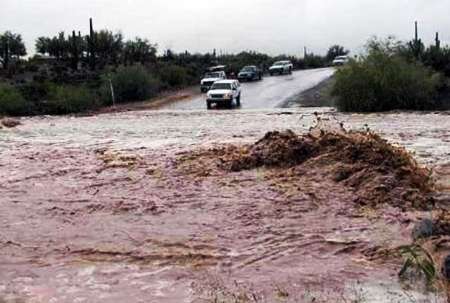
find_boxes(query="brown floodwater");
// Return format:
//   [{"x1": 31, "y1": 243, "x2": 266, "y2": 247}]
[{"x1": 0, "y1": 108, "x2": 449, "y2": 302}]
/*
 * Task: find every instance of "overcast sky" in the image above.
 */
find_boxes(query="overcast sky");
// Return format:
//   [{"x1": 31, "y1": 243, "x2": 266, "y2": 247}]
[{"x1": 2, "y1": 0, "x2": 450, "y2": 56}]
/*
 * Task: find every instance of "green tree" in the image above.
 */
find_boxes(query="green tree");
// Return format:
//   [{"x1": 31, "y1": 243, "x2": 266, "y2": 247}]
[
  {"x1": 35, "y1": 32, "x2": 70, "y2": 59},
  {"x1": 123, "y1": 38, "x2": 157, "y2": 65},
  {"x1": 326, "y1": 45, "x2": 349, "y2": 62},
  {"x1": 35, "y1": 36, "x2": 52, "y2": 55},
  {"x1": 0, "y1": 31, "x2": 27, "y2": 68},
  {"x1": 95, "y1": 30, "x2": 123, "y2": 66}
]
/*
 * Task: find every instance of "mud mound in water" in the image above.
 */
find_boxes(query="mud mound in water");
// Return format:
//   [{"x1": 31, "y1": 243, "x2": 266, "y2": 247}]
[
  {"x1": 1, "y1": 117, "x2": 21, "y2": 128},
  {"x1": 223, "y1": 130, "x2": 434, "y2": 210},
  {"x1": 227, "y1": 130, "x2": 317, "y2": 171}
]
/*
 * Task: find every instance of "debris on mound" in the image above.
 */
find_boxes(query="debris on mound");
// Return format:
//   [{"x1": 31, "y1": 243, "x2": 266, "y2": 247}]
[
  {"x1": 226, "y1": 130, "x2": 317, "y2": 171},
  {"x1": 221, "y1": 129, "x2": 435, "y2": 210},
  {"x1": 1, "y1": 117, "x2": 21, "y2": 128},
  {"x1": 95, "y1": 149, "x2": 142, "y2": 171},
  {"x1": 432, "y1": 212, "x2": 450, "y2": 237},
  {"x1": 412, "y1": 213, "x2": 450, "y2": 240}
]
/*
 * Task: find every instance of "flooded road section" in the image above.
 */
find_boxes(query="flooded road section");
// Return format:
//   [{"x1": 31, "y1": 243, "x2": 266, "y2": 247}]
[
  {"x1": 1, "y1": 109, "x2": 449, "y2": 302},
  {"x1": 157, "y1": 68, "x2": 335, "y2": 110}
]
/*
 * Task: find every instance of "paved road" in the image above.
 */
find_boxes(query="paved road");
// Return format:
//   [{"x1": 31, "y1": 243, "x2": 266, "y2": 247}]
[{"x1": 158, "y1": 68, "x2": 335, "y2": 110}]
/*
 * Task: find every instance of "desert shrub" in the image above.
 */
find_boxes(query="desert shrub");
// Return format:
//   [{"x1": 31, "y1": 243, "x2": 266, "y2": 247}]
[
  {"x1": 45, "y1": 85, "x2": 96, "y2": 114},
  {"x1": 332, "y1": 40, "x2": 442, "y2": 112},
  {"x1": 158, "y1": 64, "x2": 189, "y2": 88},
  {"x1": 423, "y1": 46, "x2": 450, "y2": 77},
  {"x1": 304, "y1": 54, "x2": 328, "y2": 68},
  {"x1": 18, "y1": 80, "x2": 55, "y2": 103},
  {"x1": 0, "y1": 83, "x2": 30, "y2": 116},
  {"x1": 102, "y1": 64, "x2": 161, "y2": 104}
]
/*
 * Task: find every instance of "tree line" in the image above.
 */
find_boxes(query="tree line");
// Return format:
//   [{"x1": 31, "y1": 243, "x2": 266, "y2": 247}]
[{"x1": 1, "y1": 18, "x2": 349, "y2": 75}]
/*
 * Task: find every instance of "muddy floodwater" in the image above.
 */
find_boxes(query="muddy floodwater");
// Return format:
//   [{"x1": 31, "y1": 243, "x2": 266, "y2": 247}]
[{"x1": 1, "y1": 108, "x2": 449, "y2": 302}]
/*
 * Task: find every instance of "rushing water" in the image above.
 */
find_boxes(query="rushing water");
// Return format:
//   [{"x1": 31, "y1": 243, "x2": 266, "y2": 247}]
[{"x1": 0, "y1": 108, "x2": 449, "y2": 302}]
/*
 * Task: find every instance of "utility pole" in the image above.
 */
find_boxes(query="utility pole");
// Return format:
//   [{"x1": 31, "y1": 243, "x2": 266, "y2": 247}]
[{"x1": 108, "y1": 75, "x2": 116, "y2": 107}]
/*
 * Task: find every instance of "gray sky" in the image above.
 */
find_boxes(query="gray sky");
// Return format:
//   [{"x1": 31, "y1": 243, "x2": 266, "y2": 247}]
[{"x1": 2, "y1": 0, "x2": 450, "y2": 56}]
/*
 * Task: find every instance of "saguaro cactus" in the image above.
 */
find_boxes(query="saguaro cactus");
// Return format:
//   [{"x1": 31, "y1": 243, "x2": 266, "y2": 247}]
[
  {"x1": 435, "y1": 32, "x2": 441, "y2": 49},
  {"x1": 409, "y1": 21, "x2": 424, "y2": 59},
  {"x1": 71, "y1": 30, "x2": 80, "y2": 69},
  {"x1": 4, "y1": 38, "x2": 9, "y2": 68},
  {"x1": 89, "y1": 18, "x2": 96, "y2": 70},
  {"x1": 78, "y1": 31, "x2": 83, "y2": 60},
  {"x1": 414, "y1": 21, "x2": 418, "y2": 42}
]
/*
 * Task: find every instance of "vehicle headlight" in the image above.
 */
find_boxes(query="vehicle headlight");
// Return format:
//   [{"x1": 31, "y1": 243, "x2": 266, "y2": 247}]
[{"x1": 223, "y1": 93, "x2": 232, "y2": 99}]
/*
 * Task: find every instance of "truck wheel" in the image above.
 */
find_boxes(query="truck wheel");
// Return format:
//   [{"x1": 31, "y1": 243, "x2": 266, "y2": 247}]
[
  {"x1": 236, "y1": 95, "x2": 241, "y2": 107},
  {"x1": 270, "y1": 72, "x2": 273, "y2": 76},
  {"x1": 207, "y1": 101, "x2": 212, "y2": 110},
  {"x1": 289, "y1": 68, "x2": 292, "y2": 74},
  {"x1": 228, "y1": 100, "x2": 233, "y2": 109}
]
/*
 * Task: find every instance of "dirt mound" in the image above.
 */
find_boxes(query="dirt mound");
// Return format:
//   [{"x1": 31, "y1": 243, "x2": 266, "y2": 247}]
[
  {"x1": 1, "y1": 117, "x2": 21, "y2": 128},
  {"x1": 221, "y1": 130, "x2": 434, "y2": 210},
  {"x1": 227, "y1": 130, "x2": 317, "y2": 171}
]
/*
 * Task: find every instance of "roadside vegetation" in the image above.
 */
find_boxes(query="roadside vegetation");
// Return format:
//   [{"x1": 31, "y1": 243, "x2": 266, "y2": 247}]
[
  {"x1": 332, "y1": 32, "x2": 450, "y2": 112},
  {"x1": 0, "y1": 20, "x2": 335, "y2": 116}
]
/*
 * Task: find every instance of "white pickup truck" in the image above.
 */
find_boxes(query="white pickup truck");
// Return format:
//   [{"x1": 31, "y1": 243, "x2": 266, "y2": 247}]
[
  {"x1": 206, "y1": 80, "x2": 241, "y2": 109},
  {"x1": 200, "y1": 71, "x2": 226, "y2": 92},
  {"x1": 269, "y1": 60, "x2": 293, "y2": 76},
  {"x1": 332, "y1": 55, "x2": 350, "y2": 66}
]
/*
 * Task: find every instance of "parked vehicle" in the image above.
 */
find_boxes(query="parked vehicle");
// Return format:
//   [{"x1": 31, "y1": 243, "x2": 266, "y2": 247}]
[
  {"x1": 238, "y1": 65, "x2": 263, "y2": 81},
  {"x1": 206, "y1": 80, "x2": 241, "y2": 109},
  {"x1": 269, "y1": 60, "x2": 293, "y2": 76},
  {"x1": 332, "y1": 55, "x2": 349, "y2": 66},
  {"x1": 200, "y1": 71, "x2": 226, "y2": 92},
  {"x1": 208, "y1": 65, "x2": 226, "y2": 72}
]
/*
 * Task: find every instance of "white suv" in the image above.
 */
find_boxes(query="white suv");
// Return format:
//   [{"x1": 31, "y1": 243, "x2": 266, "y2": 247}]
[
  {"x1": 269, "y1": 60, "x2": 293, "y2": 75},
  {"x1": 206, "y1": 80, "x2": 241, "y2": 109},
  {"x1": 200, "y1": 71, "x2": 226, "y2": 92}
]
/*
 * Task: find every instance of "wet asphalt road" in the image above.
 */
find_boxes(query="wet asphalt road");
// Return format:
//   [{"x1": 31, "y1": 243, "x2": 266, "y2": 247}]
[{"x1": 158, "y1": 68, "x2": 335, "y2": 110}]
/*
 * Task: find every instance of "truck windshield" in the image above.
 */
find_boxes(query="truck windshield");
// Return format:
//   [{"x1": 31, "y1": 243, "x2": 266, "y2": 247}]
[
  {"x1": 204, "y1": 72, "x2": 222, "y2": 78},
  {"x1": 242, "y1": 66, "x2": 255, "y2": 72},
  {"x1": 211, "y1": 83, "x2": 231, "y2": 90}
]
